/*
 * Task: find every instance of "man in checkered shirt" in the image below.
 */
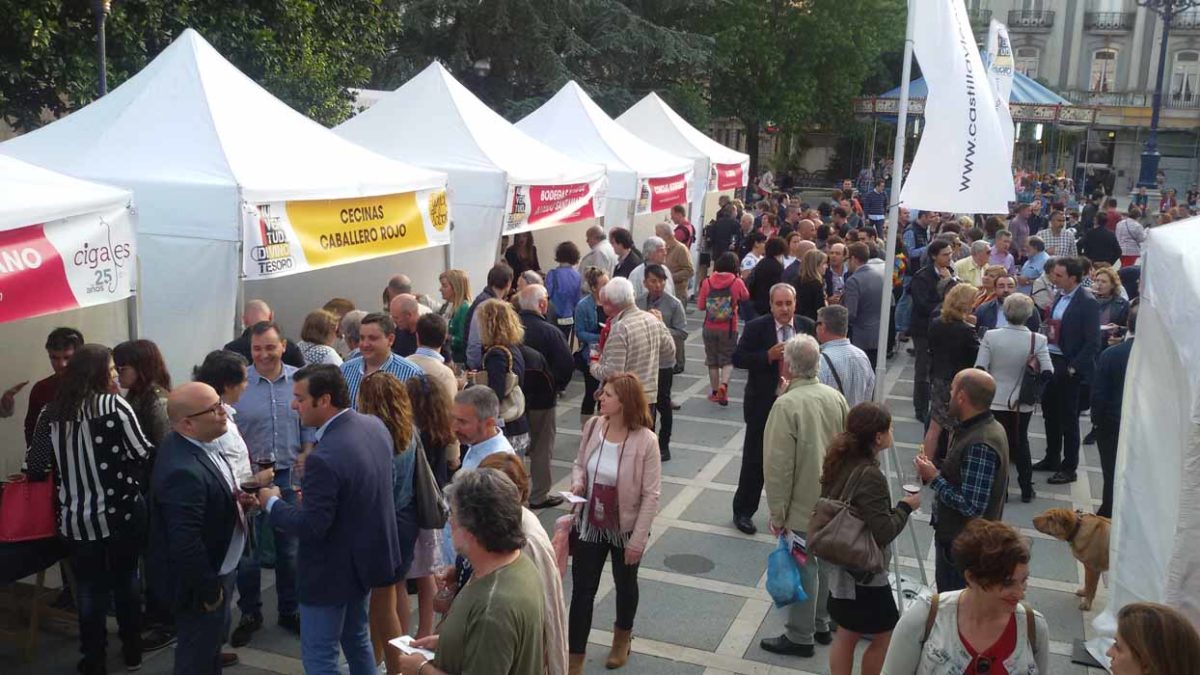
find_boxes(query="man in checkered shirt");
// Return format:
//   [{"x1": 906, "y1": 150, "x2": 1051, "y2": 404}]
[
  {"x1": 590, "y1": 277, "x2": 675, "y2": 401},
  {"x1": 914, "y1": 369, "x2": 1010, "y2": 592},
  {"x1": 1039, "y1": 209, "x2": 1078, "y2": 258}
]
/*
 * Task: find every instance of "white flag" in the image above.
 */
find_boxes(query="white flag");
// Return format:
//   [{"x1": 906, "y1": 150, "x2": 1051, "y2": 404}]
[
  {"x1": 985, "y1": 19, "x2": 1017, "y2": 156},
  {"x1": 900, "y1": 0, "x2": 1015, "y2": 213}
]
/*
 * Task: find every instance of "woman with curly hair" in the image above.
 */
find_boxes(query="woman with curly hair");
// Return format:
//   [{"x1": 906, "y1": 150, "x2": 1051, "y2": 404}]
[
  {"x1": 883, "y1": 520, "x2": 1049, "y2": 674},
  {"x1": 357, "y1": 372, "x2": 422, "y2": 672},
  {"x1": 820, "y1": 402, "x2": 919, "y2": 675},
  {"x1": 475, "y1": 299, "x2": 529, "y2": 452}
]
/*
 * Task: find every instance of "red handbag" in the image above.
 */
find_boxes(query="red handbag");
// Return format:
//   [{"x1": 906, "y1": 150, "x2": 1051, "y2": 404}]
[{"x1": 0, "y1": 473, "x2": 57, "y2": 542}]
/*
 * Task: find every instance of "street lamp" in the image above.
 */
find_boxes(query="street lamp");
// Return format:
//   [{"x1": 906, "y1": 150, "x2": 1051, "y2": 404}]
[
  {"x1": 91, "y1": 0, "x2": 113, "y2": 97},
  {"x1": 1135, "y1": 0, "x2": 1200, "y2": 189}
]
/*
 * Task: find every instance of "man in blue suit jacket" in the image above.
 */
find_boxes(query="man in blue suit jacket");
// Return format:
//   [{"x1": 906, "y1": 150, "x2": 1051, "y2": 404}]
[
  {"x1": 148, "y1": 383, "x2": 246, "y2": 675},
  {"x1": 258, "y1": 365, "x2": 401, "y2": 675},
  {"x1": 1035, "y1": 257, "x2": 1101, "y2": 485},
  {"x1": 730, "y1": 283, "x2": 816, "y2": 534}
]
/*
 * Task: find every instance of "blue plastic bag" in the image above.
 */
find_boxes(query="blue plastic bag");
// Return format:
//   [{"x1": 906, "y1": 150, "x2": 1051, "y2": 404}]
[{"x1": 766, "y1": 535, "x2": 808, "y2": 608}]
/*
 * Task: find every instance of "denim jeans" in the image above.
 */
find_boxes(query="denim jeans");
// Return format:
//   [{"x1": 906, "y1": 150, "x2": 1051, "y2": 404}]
[
  {"x1": 300, "y1": 593, "x2": 375, "y2": 675},
  {"x1": 174, "y1": 572, "x2": 235, "y2": 675},
  {"x1": 237, "y1": 468, "x2": 299, "y2": 618},
  {"x1": 70, "y1": 520, "x2": 145, "y2": 673}
]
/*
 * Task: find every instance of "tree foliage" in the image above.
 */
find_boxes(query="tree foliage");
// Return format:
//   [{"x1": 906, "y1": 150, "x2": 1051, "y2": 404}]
[
  {"x1": 702, "y1": 0, "x2": 905, "y2": 172},
  {"x1": 0, "y1": 0, "x2": 401, "y2": 132},
  {"x1": 375, "y1": 0, "x2": 714, "y2": 122},
  {"x1": 2, "y1": 0, "x2": 905, "y2": 174}
]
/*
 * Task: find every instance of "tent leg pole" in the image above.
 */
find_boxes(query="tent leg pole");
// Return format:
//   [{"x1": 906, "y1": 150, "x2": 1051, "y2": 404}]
[{"x1": 877, "y1": 0, "x2": 915, "y2": 613}]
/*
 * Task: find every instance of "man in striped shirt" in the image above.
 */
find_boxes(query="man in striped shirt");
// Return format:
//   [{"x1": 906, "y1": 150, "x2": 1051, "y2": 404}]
[
  {"x1": 340, "y1": 312, "x2": 424, "y2": 406},
  {"x1": 815, "y1": 305, "x2": 876, "y2": 408},
  {"x1": 590, "y1": 277, "x2": 675, "y2": 401}
]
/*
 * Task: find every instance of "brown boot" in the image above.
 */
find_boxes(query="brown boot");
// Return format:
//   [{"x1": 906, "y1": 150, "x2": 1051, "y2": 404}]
[
  {"x1": 605, "y1": 626, "x2": 632, "y2": 669},
  {"x1": 568, "y1": 652, "x2": 586, "y2": 675}
]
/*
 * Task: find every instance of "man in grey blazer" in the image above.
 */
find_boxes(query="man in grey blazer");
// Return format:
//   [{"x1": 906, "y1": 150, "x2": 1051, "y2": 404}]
[{"x1": 841, "y1": 241, "x2": 886, "y2": 367}]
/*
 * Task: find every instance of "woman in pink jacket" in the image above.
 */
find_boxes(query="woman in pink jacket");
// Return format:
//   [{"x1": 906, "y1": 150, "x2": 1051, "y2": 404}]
[{"x1": 567, "y1": 372, "x2": 661, "y2": 674}]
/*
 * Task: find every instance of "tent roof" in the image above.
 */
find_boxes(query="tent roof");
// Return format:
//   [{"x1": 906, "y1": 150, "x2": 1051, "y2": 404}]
[
  {"x1": 616, "y1": 92, "x2": 748, "y2": 166},
  {"x1": 879, "y1": 70, "x2": 1070, "y2": 105},
  {"x1": 335, "y1": 62, "x2": 604, "y2": 205},
  {"x1": 516, "y1": 82, "x2": 692, "y2": 196},
  {"x1": 0, "y1": 155, "x2": 130, "y2": 232},
  {"x1": 0, "y1": 29, "x2": 446, "y2": 211}
]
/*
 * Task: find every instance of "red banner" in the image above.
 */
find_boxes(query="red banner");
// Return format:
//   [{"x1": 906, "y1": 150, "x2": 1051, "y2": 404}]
[
  {"x1": 638, "y1": 174, "x2": 688, "y2": 214},
  {"x1": 506, "y1": 180, "x2": 603, "y2": 232},
  {"x1": 0, "y1": 224, "x2": 76, "y2": 323},
  {"x1": 713, "y1": 163, "x2": 746, "y2": 191},
  {"x1": 0, "y1": 207, "x2": 136, "y2": 325}
]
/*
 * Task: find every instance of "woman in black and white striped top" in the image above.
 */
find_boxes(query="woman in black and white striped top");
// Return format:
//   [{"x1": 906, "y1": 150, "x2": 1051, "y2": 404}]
[{"x1": 24, "y1": 343, "x2": 153, "y2": 674}]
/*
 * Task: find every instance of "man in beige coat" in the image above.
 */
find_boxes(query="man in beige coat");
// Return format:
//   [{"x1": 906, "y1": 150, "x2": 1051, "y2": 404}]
[
  {"x1": 656, "y1": 222, "x2": 694, "y2": 301},
  {"x1": 761, "y1": 333, "x2": 849, "y2": 659}
]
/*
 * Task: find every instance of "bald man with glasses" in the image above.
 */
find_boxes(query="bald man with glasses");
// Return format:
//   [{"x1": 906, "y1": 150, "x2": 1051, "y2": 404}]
[{"x1": 147, "y1": 382, "x2": 253, "y2": 674}]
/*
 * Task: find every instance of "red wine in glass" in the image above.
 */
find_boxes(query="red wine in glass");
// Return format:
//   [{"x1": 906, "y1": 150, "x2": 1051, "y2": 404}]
[{"x1": 255, "y1": 454, "x2": 276, "y2": 472}]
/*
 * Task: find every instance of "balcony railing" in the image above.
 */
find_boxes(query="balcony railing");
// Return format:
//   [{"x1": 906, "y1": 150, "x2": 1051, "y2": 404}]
[
  {"x1": 1084, "y1": 12, "x2": 1135, "y2": 32},
  {"x1": 1061, "y1": 89, "x2": 1200, "y2": 109},
  {"x1": 1174, "y1": 11, "x2": 1200, "y2": 31},
  {"x1": 1008, "y1": 9, "x2": 1055, "y2": 30}
]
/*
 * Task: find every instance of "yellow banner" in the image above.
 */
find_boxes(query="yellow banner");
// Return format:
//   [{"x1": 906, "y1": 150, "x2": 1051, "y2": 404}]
[
  {"x1": 243, "y1": 189, "x2": 449, "y2": 279},
  {"x1": 288, "y1": 192, "x2": 429, "y2": 268}
]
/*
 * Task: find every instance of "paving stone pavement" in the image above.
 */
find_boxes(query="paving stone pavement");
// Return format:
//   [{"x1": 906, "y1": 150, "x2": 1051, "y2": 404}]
[{"x1": 3, "y1": 309, "x2": 1105, "y2": 674}]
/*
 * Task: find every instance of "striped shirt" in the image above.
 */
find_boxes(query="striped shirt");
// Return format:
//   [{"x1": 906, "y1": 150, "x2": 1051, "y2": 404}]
[
  {"x1": 590, "y1": 306, "x2": 675, "y2": 399},
  {"x1": 818, "y1": 338, "x2": 876, "y2": 407},
  {"x1": 340, "y1": 352, "x2": 424, "y2": 408},
  {"x1": 25, "y1": 394, "x2": 152, "y2": 541}
]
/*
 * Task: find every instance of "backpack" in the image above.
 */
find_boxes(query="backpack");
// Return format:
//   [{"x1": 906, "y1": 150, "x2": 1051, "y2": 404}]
[
  {"x1": 705, "y1": 282, "x2": 737, "y2": 333},
  {"x1": 674, "y1": 221, "x2": 696, "y2": 248}
]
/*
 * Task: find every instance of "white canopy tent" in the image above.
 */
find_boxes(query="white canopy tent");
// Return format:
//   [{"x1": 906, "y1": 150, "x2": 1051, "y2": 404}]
[
  {"x1": 1, "y1": 29, "x2": 448, "y2": 380},
  {"x1": 335, "y1": 62, "x2": 607, "y2": 289},
  {"x1": 517, "y1": 82, "x2": 693, "y2": 245},
  {"x1": 0, "y1": 156, "x2": 136, "y2": 473},
  {"x1": 1087, "y1": 219, "x2": 1200, "y2": 664},
  {"x1": 617, "y1": 92, "x2": 749, "y2": 227}
]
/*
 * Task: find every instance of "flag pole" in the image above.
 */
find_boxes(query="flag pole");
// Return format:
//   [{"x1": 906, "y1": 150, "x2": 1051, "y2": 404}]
[{"x1": 872, "y1": 0, "x2": 927, "y2": 611}]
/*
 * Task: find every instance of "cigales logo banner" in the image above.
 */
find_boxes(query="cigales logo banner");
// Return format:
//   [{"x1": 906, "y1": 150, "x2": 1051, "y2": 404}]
[
  {"x1": 504, "y1": 177, "x2": 606, "y2": 233},
  {"x1": 0, "y1": 206, "x2": 136, "y2": 325},
  {"x1": 243, "y1": 189, "x2": 450, "y2": 279},
  {"x1": 635, "y1": 173, "x2": 690, "y2": 215}
]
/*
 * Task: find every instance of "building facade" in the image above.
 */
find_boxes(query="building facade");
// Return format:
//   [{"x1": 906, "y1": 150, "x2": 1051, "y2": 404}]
[{"x1": 969, "y1": 0, "x2": 1200, "y2": 195}]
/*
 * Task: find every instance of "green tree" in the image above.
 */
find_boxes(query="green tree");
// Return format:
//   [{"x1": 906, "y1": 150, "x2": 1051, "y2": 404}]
[
  {"x1": 702, "y1": 0, "x2": 905, "y2": 175},
  {"x1": 376, "y1": 0, "x2": 713, "y2": 123},
  {"x1": 0, "y1": 0, "x2": 402, "y2": 132}
]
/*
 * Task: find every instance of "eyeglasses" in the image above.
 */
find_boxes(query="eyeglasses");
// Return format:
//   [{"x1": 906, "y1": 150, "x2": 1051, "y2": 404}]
[{"x1": 186, "y1": 402, "x2": 225, "y2": 419}]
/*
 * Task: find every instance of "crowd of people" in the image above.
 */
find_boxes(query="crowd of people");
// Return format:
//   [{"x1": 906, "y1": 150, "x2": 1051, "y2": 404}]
[{"x1": 7, "y1": 169, "x2": 1200, "y2": 675}]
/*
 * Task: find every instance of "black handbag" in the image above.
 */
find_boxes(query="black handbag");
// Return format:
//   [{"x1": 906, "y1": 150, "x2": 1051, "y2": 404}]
[
  {"x1": 412, "y1": 436, "x2": 448, "y2": 529},
  {"x1": 1012, "y1": 332, "x2": 1042, "y2": 408}
]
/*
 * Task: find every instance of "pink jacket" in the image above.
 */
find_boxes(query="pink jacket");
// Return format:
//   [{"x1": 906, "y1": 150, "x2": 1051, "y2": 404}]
[{"x1": 571, "y1": 416, "x2": 661, "y2": 552}]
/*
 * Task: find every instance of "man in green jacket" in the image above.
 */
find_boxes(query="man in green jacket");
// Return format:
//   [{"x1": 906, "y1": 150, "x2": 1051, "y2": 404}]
[{"x1": 761, "y1": 333, "x2": 849, "y2": 659}]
